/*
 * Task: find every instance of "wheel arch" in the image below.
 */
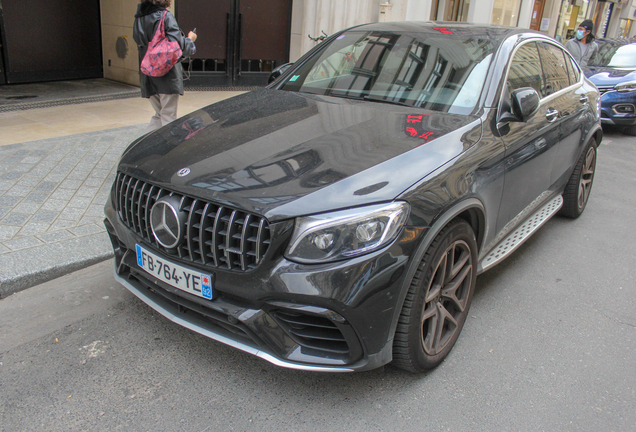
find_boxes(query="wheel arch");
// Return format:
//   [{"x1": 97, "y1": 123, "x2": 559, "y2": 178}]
[
  {"x1": 591, "y1": 126, "x2": 603, "y2": 149},
  {"x1": 384, "y1": 198, "x2": 486, "y2": 355}
]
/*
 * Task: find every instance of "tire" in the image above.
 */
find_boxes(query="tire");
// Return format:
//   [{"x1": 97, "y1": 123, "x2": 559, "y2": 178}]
[
  {"x1": 623, "y1": 124, "x2": 636, "y2": 136},
  {"x1": 559, "y1": 139, "x2": 597, "y2": 218},
  {"x1": 392, "y1": 219, "x2": 477, "y2": 372}
]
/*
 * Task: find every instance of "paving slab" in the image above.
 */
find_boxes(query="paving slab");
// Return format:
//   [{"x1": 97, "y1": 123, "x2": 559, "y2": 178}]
[{"x1": 0, "y1": 124, "x2": 145, "y2": 297}]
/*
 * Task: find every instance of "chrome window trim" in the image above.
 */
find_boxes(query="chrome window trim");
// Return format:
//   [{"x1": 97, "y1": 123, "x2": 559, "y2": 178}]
[{"x1": 498, "y1": 36, "x2": 584, "y2": 110}]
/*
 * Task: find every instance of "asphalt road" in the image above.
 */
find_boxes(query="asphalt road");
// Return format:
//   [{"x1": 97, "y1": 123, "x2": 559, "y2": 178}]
[{"x1": 1, "y1": 127, "x2": 634, "y2": 432}]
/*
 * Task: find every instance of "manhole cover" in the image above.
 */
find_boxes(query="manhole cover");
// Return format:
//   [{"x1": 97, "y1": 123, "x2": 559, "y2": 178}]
[{"x1": 6, "y1": 95, "x2": 38, "y2": 100}]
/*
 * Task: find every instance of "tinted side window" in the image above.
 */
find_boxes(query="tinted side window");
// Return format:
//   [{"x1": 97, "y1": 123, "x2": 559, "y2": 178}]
[
  {"x1": 507, "y1": 42, "x2": 543, "y2": 96},
  {"x1": 538, "y1": 42, "x2": 570, "y2": 96}
]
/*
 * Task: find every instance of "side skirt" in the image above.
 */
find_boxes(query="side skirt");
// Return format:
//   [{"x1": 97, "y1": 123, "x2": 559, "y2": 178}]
[{"x1": 478, "y1": 195, "x2": 563, "y2": 273}]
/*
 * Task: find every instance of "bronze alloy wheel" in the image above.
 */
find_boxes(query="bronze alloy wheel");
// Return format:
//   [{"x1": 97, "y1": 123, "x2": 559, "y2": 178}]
[
  {"x1": 393, "y1": 219, "x2": 477, "y2": 372},
  {"x1": 560, "y1": 139, "x2": 597, "y2": 219},
  {"x1": 577, "y1": 146, "x2": 596, "y2": 212},
  {"x1": 421, "y1": 238, "x2": 473, "y2": 356}
]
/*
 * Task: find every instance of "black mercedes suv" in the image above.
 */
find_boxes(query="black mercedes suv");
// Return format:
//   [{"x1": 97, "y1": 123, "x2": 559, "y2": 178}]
[{"x1": 104, "y1": 22, "x2": 601, "y2": 372}]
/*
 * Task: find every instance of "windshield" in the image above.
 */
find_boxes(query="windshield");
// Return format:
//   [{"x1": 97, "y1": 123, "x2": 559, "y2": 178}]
[
  {"x1": 280, "y1": 30, "x2": 496, "y2": 115},
  {"x1": 589, "y1": 42, "x2": 636, "y2": 68}
]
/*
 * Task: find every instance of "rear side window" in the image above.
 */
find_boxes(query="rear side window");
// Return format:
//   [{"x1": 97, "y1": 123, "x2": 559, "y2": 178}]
[
  {"x1": 565, "y1": 55, "x2": 581, "y2": 85},
  {"x1": 538, "y1": 42, "x2": 570, "y2": 96},
  {"x1": 507, "y1": 42, "x2": 543, "y2": 95}
]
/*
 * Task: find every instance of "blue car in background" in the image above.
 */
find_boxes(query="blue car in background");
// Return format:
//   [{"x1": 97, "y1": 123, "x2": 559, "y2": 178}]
[{"x1": 584, "y1": 39, "x2": 636, "y2": 136}]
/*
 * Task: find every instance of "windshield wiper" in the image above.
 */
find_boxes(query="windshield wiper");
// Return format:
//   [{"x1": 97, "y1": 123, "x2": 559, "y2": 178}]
[
  {"x1": 299, "y1": 91, "x2": 415, "y2": 107},
  {"x1": 362, "y1": 96, "x2": 413, "y2": 107}
]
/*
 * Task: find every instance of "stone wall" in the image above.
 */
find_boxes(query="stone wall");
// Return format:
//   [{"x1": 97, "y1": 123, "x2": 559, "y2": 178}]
[
  {"x1": 100, "y1": 0, "x2": 144, "y2": 86},
  {"x1": 292, "y1": 0, "x2": 381, "y2": 61}
]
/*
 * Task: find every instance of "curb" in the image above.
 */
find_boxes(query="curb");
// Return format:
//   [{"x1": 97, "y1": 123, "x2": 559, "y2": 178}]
[{"x1": 0, "y1": 232, "x2": 113, "y2": 298}]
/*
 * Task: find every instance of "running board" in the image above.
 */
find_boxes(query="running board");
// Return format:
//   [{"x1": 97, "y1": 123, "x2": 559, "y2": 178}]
[{"x1": 479, "y1": 195, "x2": 563, "y2": 273}]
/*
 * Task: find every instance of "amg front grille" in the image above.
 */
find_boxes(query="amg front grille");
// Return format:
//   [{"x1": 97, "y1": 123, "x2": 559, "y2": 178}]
[{"x1": 115, "y1": 172, "x2": 270, "y2": 271}]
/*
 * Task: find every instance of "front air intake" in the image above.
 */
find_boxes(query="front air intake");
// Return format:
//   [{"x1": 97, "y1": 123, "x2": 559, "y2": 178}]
[{"x1": 273, "y1": 310, "x2": 350, "y2": 356}]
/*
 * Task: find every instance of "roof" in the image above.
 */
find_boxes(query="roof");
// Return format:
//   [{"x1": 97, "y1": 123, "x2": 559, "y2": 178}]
[{"x1": 348, "y1": 21, "x2": 543, "y2": 39}]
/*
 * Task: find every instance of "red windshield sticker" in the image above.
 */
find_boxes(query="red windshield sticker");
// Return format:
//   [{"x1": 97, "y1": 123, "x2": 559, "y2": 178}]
[
  {"x1": 404, "y1": 115, "x2": 435, "y2": 144},
  {"x1": 433, "y1": 27, "x2": 453, "y2": 34}
]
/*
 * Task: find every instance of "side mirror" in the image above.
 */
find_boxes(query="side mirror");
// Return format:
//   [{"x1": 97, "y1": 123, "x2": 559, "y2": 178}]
[
  {"x1": 510, "y1": 87, "x2": 540, "y2": 122},
  {"x1": 498, "y1": 87, "x2": 540, "y2": 126},
  {"x1": 268, "y1": 63, "x2": 293, "y2": 84}
]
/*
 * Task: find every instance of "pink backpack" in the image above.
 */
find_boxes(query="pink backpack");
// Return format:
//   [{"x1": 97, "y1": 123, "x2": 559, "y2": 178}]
[{"x1": 140, "y1": 11, "x2": 183, "y2": 77}]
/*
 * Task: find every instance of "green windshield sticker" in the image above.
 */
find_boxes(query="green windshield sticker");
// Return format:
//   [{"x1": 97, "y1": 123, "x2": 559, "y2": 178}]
[{"x1": 290, "y1": 75, "x2": 300, "y2": 82}]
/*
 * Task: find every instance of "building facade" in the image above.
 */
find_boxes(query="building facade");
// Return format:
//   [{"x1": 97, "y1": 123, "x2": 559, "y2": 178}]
[{"x1": 0, "y1": 0, "x2": 634, "y2": 87}]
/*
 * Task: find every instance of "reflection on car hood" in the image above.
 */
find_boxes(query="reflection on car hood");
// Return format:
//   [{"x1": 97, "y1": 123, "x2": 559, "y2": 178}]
[
  {"x1": 584, "y1": 66, "x2": 636, "y2": 86},
  {"x1": 119, "y1": 89, "x2": 482, "y2": 221}
]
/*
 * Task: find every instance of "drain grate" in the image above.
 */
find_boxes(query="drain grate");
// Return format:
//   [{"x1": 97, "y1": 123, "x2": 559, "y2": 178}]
[
  {"x1": 0, "y1": 91, "x2": 141, "y2": 112},
  {"x1": 185, "y1": 86, "x2": 260, "y2": 92},
  {"x1": 5, "y1": 95, "x2": 38, "y2": 100},
  {"x1": 0, "y1": 87, "x2": 259, "y2": 112}
]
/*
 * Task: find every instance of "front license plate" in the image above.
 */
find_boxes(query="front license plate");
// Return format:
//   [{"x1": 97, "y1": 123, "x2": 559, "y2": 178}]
[{"x1": 136, "y1": 244, "x2": 213, "y2": 300}]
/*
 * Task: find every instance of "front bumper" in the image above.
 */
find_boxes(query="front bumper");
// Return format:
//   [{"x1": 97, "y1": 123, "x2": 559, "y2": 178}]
[
  {"x1": 600, "y1": 90, "x2": 636, "y2": 126},
  {"x1": 104, "y1": 198, "x2": 424, "y2": 372}
]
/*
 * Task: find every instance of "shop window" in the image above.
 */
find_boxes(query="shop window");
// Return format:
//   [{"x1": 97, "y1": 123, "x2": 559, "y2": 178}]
[{"x1": 491, "y1": 0, "x2": 522, "y2": 27}]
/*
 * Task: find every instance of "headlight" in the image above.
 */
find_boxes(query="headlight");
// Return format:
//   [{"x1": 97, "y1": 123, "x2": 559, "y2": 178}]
[
  {"x1": 615, "y1": 81, "x2": 636, "y2": 92},
  {"x1": 285, "y1": 202, "x2": 410, "y2": 264}
]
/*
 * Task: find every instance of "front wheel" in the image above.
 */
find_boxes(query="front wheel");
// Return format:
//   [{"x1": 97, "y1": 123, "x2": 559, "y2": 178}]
[
  {"x1": 623, "y1": 124, "x2": 636, "y2": 136},
  {"x1": 392, "y1": 219, "x2": 477, "y2": 372},
  {"x1": 559, "y1": 139, "x2": 597, "y2": 218}
]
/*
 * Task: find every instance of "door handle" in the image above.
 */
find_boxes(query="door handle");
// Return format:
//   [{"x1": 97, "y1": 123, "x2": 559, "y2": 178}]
[
  {"x1": 535, "y1": 137, "x2": 547, "y2": 149},
  {"x1": 580, "y1": 95, "x2": 589, "y2": 104},
  {"x1": 546, "y1": 108, "x2": 559, "y2": 122}
]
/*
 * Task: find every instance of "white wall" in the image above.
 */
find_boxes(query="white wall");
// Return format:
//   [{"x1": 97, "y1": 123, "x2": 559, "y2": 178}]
[
  {"x1": 292, "y1": 0, "x2": 380, "y2": 61},
  {"x1": 467, "y1": 0, "x2": 496, "y2": 24},
  {"x1": 100, "y1": 0, "x2": 143, "y2": 86}
]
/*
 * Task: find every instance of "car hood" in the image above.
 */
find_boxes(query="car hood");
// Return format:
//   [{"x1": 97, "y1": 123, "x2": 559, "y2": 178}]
[
  {"x1": 584, "y1": 65, "x2": 636, "y2": 86},
  {"x1": 119, "y1": 89, "x2": 482, "y2": 221}
]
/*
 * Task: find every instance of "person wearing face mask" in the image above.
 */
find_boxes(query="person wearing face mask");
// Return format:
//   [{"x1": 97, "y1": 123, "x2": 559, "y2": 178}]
[{"x1": 565, "y1": 19, "x2": 599, "y2": 68}]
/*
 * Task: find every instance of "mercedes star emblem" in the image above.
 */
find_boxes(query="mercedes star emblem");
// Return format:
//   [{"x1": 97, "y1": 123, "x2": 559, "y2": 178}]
[
  {"x1": 150, "y1": 196, "x2": 185, "y2": 249},
  {"x1": 177, "y1": 168, "x2": 191, "y2": 177}
]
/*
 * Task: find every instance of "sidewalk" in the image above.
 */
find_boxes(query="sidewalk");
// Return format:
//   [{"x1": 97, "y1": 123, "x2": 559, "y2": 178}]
[{"x1": 0, "y1": 85, "x2": 245, "y2": 297}]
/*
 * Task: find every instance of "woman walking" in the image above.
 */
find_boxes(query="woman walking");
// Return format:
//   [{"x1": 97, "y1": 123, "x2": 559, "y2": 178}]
[{"x1": 133, "y1": 0, "x2": 197, "y2": 133}]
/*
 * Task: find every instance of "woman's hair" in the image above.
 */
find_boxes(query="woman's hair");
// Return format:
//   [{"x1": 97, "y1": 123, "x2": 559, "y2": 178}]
[{"x1": 146, "y1": 0, "x2": 171, "y2": 8}]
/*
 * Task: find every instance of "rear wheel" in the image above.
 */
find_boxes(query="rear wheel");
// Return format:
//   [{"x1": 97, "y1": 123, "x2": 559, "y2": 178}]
[
  {"x1": 392, "y1": 219, "x2": 477, "y2": 372},
  {"x1": 559, "y1": 139, "x2": 597, "y2": 218},
  {"x1": 623, "y1": 124, "x2": 636, "y2": 136}
]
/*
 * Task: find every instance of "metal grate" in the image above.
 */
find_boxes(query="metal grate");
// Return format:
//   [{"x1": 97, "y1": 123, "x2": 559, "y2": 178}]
[
  {"x1": 184, "y1": 86, "x2": 260, "y2": 92},
  {"x1": 115, "y1": 172, "x2": 270, "y2": 272},
  {"x1": 0, "y1": 91, "x2": 141, "y2": 112}
]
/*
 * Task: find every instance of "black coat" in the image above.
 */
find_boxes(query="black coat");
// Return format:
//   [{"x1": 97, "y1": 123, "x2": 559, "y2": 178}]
[{"x1": 133, "y1": 2, "x2": 196, "y2": 98}]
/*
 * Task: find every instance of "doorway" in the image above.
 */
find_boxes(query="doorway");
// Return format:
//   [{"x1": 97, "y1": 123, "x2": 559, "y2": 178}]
[
  {"x1": 0, "y1": 0, "x2": 102, "y2": 84},
  {"x1": 176, "y1": 0, "x2": 292, "y2": 87},
  {"x1": 529, "y1": 0, "x2": 545, "y2": 31}
]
